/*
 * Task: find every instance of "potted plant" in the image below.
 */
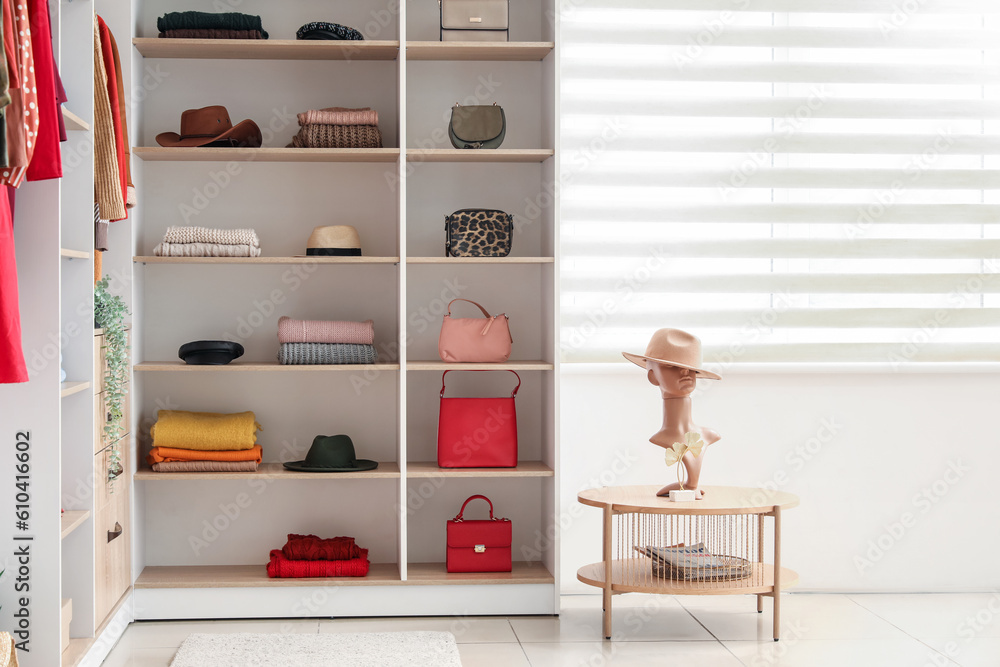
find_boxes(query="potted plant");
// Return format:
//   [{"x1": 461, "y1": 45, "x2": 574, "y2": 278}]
[{"x1": 94, "y1": 277, "x2": 129, "y2": 490}]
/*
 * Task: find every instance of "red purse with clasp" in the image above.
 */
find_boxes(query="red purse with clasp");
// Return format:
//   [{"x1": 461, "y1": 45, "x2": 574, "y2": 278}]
[
  {"x1": 446, "y1": 495, "x2": 512, "y2": 573},
  {"x1": 437, "y1": 370, "x2": 519, "y2": 468}
]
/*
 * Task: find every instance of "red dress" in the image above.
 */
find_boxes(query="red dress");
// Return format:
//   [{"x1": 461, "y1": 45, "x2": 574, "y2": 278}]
[
  {"x1": 24, "y1": 0, "x2": 62, "y2": 182},
  {"x1": 0, "y1": 186, "x2": 27, "y2": 383}
]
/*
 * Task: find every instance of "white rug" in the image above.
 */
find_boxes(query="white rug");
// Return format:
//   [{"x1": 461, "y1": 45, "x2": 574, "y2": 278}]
[{"x1": 169, "y1": 631, "x2": 462, "y2": 667}]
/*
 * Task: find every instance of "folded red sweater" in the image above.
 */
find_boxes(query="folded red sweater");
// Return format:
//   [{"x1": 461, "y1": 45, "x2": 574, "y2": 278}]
[
  {"x1": 266, "y1": 549, "x2": 370, "y2": 578},
  {"x1": 281, "y1": 533, "x2": 362, "y2": 561}
]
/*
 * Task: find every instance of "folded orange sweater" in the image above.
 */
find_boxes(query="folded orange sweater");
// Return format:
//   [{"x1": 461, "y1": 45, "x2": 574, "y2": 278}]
[{"x1": 147, "y1": 444, "x2": 263, "y2": 465}]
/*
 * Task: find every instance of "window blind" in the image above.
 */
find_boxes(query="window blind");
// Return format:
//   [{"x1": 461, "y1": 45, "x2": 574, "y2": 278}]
[{"x1": 559, "y1": 0, "x2": 1000, "y2": 368}]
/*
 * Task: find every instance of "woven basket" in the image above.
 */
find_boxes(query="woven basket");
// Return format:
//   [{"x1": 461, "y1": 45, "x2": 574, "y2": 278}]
[{"x1": 290, "y1": 124, "x2": 383, "y2": 149}]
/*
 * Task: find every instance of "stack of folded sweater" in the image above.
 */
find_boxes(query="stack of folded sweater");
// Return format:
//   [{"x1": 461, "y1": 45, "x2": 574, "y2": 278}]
[
  {"x1": 267, "y1": 534, "x2": 370, "y2": 578},
  {"x1": 157, "y1": 12, "x2": 269, "y2": 39},
  {"x1": 277, "y1": 316, "x2": 378, "y2": 365},
  {"x1": 153, "y1": 226, "x2": 262, "y2": 258},
  {"x1": 289, "y1": 107, "x2": 382, "y2": 149},
  {"x1": 147, "y1": 410, "x2": 263, "y2": 473}
]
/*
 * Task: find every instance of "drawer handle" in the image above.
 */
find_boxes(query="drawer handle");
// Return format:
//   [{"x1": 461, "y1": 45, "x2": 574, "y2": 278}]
[
  {"x1": 109, "y1": 462, "x2": 124, "y2": 480},
  {"x1": 108, "y1": 522, "x2": 122, "y2": 543}
]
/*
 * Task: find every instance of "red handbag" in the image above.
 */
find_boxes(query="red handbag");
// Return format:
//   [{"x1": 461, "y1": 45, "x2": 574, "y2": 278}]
[
  {"x1": 446, "y1": 495, "x2": 512, "y2": 573},
  {"x1": 437, "y1": 370, "x2": 519, "y2": 468}
]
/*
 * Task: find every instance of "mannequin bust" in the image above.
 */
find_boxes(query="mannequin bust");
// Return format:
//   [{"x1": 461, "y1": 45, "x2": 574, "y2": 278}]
[{"x1": 623, "y1": 329, "x2": 721, "y2": 499}]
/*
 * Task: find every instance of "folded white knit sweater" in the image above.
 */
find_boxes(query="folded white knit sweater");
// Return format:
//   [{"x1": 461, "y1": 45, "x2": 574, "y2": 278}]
[
  {"x1": 153, "y1": 242, "x2": 262, "y2": 257},
  {"x1": 162, "y1": 226, "x2": 260, "y2": 247}
]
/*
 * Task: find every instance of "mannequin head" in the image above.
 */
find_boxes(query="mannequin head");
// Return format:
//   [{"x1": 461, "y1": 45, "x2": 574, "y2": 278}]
[{"x1": 647, "y1": 361, "x2": 697, "y2": 399}]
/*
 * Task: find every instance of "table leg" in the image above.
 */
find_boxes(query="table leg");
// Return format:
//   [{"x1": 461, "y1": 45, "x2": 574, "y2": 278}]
[
  {"x1": 757, "y1": 512, "x2": 765, "y2": 614},
  {"x1": 603, "y1": 506, "x2": 612, "y2": 639},
  {"x1": 773, "y1": 505, "x2": 782, "y2": 641}
]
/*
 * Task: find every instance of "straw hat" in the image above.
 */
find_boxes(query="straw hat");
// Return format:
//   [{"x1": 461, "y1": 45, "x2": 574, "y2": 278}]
[
  {"x1": 622, "y1": 328, "x2": 721, "y2": 380},
  {"x1": 304, "y1": 226, "x2": 362, "y2": 256}
]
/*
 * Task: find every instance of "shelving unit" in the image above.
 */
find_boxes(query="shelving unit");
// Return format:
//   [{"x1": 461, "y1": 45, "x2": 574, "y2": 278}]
[{"x1": 118, "y1": 0, "x2": 558, "y2": 622}]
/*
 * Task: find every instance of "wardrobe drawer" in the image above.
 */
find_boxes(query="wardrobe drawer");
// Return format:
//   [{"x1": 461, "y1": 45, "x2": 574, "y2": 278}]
[{"x1": 94, "y1": 441, "x2": 131, "y2": 627}]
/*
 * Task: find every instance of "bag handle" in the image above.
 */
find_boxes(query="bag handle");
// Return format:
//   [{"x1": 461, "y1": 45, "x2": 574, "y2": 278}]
[
  {"x1": 447, "y1": 298, "x2": 492, "y2": 319},
  {"x1": 441, "y1": 369, "x2": 520, "y2": 398},
  {"x1": 453, "y1": 494, "x2": 496, "y2": 521}
]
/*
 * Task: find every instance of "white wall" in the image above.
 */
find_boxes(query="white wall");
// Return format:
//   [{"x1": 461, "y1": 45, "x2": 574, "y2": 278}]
[{"x1": 560, "y1": 368, "x2": 998, "y2": 593}]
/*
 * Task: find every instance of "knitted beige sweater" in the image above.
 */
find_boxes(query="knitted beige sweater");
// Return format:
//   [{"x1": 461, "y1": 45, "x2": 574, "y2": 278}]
[{"x1": 94, "y1": 22, "x2": 126, "y2": 221}]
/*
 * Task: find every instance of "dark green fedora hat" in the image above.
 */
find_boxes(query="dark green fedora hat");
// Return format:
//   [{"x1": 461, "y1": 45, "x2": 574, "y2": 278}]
[{"x1": 283, "y1": 434, "x2": 378, "y2": 472}]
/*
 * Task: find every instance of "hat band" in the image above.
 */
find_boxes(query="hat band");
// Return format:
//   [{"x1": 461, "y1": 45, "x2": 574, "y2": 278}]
[
  {"x1": 306, "y1": 248, "x2": 362, "y2": 256},
  {"x1": 180, "y1": 132, "x2": 227, "y2": 139}
]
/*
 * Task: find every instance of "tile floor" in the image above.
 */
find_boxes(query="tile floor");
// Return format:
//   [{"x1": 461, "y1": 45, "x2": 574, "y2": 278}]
[{"x1": 102, "y1": 593, "x2": 997, "y2": 666}]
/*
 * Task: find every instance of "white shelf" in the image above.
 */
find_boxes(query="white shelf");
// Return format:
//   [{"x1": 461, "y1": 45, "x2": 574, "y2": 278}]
[
  {"x1": 134, "y1": 361, "x2": 399, "y2": 372},
  {"x1": 133, "y1": 38, "x2": 400, "y2": 61},
  {"x1": 60, "y1": 248, "x2": 90, "y2": 259},
  {"x1": 60, "y1": 381, "x2": 91, "y2": 398},
  {"x1": 60, "y1": 511, "x2": 90, "y2": 540},
  {"x1": 406, "y1": 149, "x2": 553, "y2": 163},
  {"x1": 407, "y1": 461, "x2": 553, "y2": 478},
  {"x1": 406, "y1": 41, "x2": 553, "y2": 61},
  {"x1": 135, "y1": 256, "x2": 399, "y2": 265},
  {"x1": 133, "y1": 147, "x2": 400, "y2": 163},
  {"x1": 407, "y1": 257, "x2": 553, "y2": 264},
  {"x1": 135, "y1": 462, "x2": 400, "y2": 481},
  {"x1": 406, "y1": 360, "x2": 554, "y2": 371},
  {"x1": 62, "y1": 107, "x2": 89, "y2": 132}
]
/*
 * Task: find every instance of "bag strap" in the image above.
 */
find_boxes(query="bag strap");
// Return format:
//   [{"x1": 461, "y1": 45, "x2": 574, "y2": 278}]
[
  {"x1": 447, "y1": 298, "x2": 492, "y2": 319},
  {"x1": 440, "y1": 369, "x2": 521, "y2": 398},
  {"x1": 454, "y1": 494, "x2": 495, "y2": 521}
]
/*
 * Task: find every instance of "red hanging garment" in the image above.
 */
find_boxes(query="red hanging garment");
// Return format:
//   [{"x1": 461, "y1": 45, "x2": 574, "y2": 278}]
[
  {"x1": 0, "y1": 185, "x2": 27, "y2": 383},
  {"x1": 24, "y1": 0, "x2": 62, "y2": 182},
  {"x1": 1, "y1": 0, "x2": 37, "y2": 187},
  {"x1": 97, "y1": 16, "x2": 127, "y2": 217}
]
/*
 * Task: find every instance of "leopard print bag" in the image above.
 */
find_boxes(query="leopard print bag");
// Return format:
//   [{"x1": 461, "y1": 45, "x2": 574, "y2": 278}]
[{"x1": 445, "y1": 209, "x2": 514, "y2": 257}]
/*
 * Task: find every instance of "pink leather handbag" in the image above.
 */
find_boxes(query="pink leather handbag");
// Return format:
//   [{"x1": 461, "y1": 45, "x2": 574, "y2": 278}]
[{"x1": 438, "y1": 299, "x2": 512, "y2": 363}]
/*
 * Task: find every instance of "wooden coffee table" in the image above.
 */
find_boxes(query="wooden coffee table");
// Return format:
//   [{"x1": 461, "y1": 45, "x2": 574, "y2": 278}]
[{"x1": 577, "y1": 485, "x2": 799, "y2": 641}]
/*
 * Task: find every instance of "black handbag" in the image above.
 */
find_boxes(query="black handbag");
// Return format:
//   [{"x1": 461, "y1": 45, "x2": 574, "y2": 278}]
[
  {"x1": 449, "y1": 104, "x2": 505, "y2": 149},
  {"x1": 445, "y1": 209, "x2": 513, "y2": 257}
]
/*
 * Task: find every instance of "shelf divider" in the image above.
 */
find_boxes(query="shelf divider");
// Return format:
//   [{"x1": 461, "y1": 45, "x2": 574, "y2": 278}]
[
  {"x1": 406, "y1": 360, "x2": 553, "y2": 371},
  {"x1": 135, "y1": 462, "x2": 400, "y2": 481},
  {"x1": 406, "y1": 41, "x2": 553, "y2": 61},
  {"x1": 407, "y1": 461, "x2": 553, "y2": 478},
  {"x1": 134, "y1": 361, "x2": 400, "y2": 372},
  {"x1": 134, "y1": 147, "x2": 400, "y2": 163},
  {"x1": 406, "y1": 149, "x2": 553, "y2": 163},
  {"x1": 134, "y1": 256, "x2": 399, "y2": 265},
  {"x1": 407, "y1": 257, "x2": 553, "y2": 264}
]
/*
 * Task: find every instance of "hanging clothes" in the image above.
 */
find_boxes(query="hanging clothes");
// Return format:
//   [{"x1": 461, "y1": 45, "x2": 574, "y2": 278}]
[
  {"x1": 96, "y1": 16, "x2": 127, "y2": 219},
  {"x1": 24, "y1": 0, "x2": 61, "y2": 182},
  {"x1": 1, "y1": 0, "x2": 37, "y2": 187},
  {"x1": 0, "y1": 0, "x2": 9, "y2": 168},
  {"x1": 0, "y1": 183, "x2": 26, "y2": 383},
  {"x1": 93, "y1": 21, "x2": 125, "y2": 221},
  {"x1": 104, "y1": 21, "x2": 135, "y2": 209}
]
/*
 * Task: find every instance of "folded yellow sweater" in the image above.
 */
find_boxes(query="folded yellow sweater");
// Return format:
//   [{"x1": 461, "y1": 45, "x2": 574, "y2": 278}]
[{"x1": 151, "y1": 410, "x2": 261, "y2": 451}]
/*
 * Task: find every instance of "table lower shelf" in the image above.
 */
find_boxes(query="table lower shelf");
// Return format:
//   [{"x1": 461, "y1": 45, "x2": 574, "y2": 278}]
[
  {"x1": 135, "y1": 561, "x2": 553, "y2": 589},
  {"x1": 577, "y1": 560, "x2": 798, "y2": 596}
]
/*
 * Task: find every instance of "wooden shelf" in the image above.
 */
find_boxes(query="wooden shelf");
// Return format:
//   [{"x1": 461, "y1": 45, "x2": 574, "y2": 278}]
[
  {"x1": 408, "y1": 257, "x2": 553, "y2": 264},
  {"x1": 135, "y1": 361, "x2": 399, "y2": 372},
  {"x1": 60, "y1": 248, "x2": 90, "y2": 259},
  {"x1": 60, "y1": 381, "x2": 91, "y2": 398},
  {"x1": 62, "y1": 107, "x2": 89, "y2": 132},
  {"x1": 406, "y1": 149, "x2": 553, "y2": 163},
  {"x1": 406, "y1": 41, "x2": 553, "y2": 61},
  {"x1": 406, "y1": 360, "x2": 554, "y2": 371},
  {"x1": 62, "y1": 637, "x2": 93, "y2": 667},
  {"x1": 406, "y1": 561, "x2": 553, "y2": 586},
  {"x1": 135, "y1": 256, "x2": 399, "y2": 265},
  {"x1": 60, "y1": 510, "x2": 90, "y2": 539},
  {"x1": 135, "y1": 561, "x2": 552, "y2": 589},
  {"x1": 577, "y1": 561, "x2": 799, "y2": 596},
  {"x1": 133, "y1": 147, "x2": 400, "y2": 163},
  {"x1": 133, "y1": 38, "x2": 399, "y2": 61},
  {"x1": 135, "y1": 461, "x2": 400, "y2": 481},
  {"x1": 407, "y1": 461, "x2": 553, "y2": 478},
  {"x1": 136, "y1": 562, "x2": 402, "y2": 589}
]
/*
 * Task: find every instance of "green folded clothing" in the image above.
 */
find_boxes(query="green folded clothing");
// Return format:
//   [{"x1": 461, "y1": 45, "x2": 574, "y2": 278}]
[
  {"x1": 157, "y1": 12, "x2": 269, "y2": 39},
  {"x1": 278, "y1": 343, "x2": 378, "y2": 365}
]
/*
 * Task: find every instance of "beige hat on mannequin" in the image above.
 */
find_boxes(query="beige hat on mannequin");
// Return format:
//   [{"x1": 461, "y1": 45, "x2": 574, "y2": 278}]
[
  {"x1": 301, "y1": 226, "x2": 362, "y2": 256},
  {"x1": 622, "y1": 328, "x2": 722, "y2": 380}
]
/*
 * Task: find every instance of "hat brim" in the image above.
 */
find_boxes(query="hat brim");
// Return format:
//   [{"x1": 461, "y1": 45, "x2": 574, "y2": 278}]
[
  {"x1": 622, "y1": 352, "x2": 722, "y2": 380},
  {"x1": 156, "y1": 119, "x2": 263, "y2": 148},
  {"x1": 282, "y1": 459, "x2": 379, "y2": 473}
]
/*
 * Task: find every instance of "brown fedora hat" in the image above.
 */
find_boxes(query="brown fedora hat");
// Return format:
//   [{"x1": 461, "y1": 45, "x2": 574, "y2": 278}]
[
  {"x1": 623, "y1": 328, "x2": 722, "y2": 380},
  {"x1": 156, "y1": 105, "x2": 263, "y2": 148}
]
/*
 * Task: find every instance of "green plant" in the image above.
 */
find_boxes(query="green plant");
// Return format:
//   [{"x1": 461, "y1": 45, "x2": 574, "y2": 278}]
[{"x1": 95, "y1": 277, "x2": 130, "y2": 490}]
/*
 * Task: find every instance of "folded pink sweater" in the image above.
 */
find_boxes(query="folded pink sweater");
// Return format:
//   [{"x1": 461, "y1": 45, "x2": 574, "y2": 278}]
[{"x1": 277, "y1": 316, "x2": 374, "y2": 344}]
